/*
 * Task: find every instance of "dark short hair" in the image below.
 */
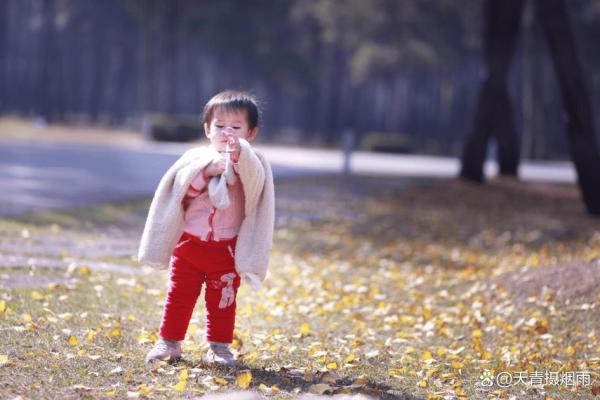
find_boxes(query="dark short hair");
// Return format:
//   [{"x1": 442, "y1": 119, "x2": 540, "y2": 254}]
[{"x1": 203, "y1": 90, "x2": 260, "y2": 129}]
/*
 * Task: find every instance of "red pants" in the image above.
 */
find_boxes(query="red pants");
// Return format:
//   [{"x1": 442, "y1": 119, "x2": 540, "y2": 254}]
[{"x1": 159, "y1": 232, "x2": 240, "y2": 343}]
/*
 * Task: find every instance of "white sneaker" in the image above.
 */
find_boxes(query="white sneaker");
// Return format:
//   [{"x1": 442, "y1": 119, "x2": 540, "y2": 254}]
[
  {"x1": 205, "y1": 344, "x2": 235, "y2": 366},
  {"x1": 145, "y1": 338, "x2": 181, "y2": 363}
]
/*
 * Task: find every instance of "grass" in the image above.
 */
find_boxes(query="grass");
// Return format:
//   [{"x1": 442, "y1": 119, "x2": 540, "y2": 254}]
[{"x1": 1, "y1": 175, "x2": 600, "y2": 399}]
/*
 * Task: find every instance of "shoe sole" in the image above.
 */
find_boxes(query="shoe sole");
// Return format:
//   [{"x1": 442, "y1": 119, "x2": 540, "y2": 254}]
[
  {"x1": 202, "y1": 354, "x2": 235, "y2": 367},
  {"x1": 146, "y1": 355, "x2": 182, "y2": 365}
]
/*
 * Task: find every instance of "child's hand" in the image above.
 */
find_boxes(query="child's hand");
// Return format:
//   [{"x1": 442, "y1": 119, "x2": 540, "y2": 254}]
[
  {"x1": 204, "y1": 159, "x2": 225, "y2": 178},
  {"x1": 226, "y1": 134, "x2": 241, "y2": 162}
]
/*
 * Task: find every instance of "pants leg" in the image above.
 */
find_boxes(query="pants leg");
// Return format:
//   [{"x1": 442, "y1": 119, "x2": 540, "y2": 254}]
[
  {"x1": 159, "y1": 252, "x2": 204, "y2": 341},
  {"x1": 203, "y1": 246, "x2": 241, "y2": 344}
]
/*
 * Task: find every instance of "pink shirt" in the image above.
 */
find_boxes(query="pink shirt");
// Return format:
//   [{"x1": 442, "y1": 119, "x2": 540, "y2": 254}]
[{"x1": 183, "y1": 164, "x2": 245, "y2": 242}]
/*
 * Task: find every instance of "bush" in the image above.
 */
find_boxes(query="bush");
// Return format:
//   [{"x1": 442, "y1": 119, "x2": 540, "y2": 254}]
[
  {"x1": 145, "y1": 114, "x2": 202, "y2": 142},
  {"x1": 358, "y1": 132, "x2": 412, "y2": 153}
]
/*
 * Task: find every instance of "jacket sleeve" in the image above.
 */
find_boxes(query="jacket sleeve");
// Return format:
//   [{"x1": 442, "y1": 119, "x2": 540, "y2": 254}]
[{"x1": 186, "y1": 169, "x2": 208, "y2": 198}]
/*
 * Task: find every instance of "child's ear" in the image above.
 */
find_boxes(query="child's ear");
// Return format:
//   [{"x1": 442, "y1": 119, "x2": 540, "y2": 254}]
[
  {"x1": 247, "y1": 127, "x2": 259, "y2": 142},
  {"x1": 204, "y1": 122, "x2": 210, "y2": 138}
]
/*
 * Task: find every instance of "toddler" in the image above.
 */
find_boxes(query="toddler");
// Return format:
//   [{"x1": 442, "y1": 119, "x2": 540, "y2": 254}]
[{"x1": 138, "y1": 90, "x2": 275, "y2": 365}]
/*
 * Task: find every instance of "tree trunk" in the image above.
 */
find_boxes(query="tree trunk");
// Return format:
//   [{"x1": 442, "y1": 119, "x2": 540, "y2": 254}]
[
  {"x1": 139, "y1": 0, "x2": 157, "y2": 115},
  {"x1": 38, "y1": 0, "x2": 57, "y2": 120},
  {"x1": 521, "y1": 0, "x2": 544, "y2": 161},
  {"x1": 460, "y1": 0, "x2": 524, "y2": 181},
  {"x1": 0, "y1": 1, "x2": 6, "y2": 112},
  {"x1": 535, "y1": 0, "x2": 600, "y2": 215}
]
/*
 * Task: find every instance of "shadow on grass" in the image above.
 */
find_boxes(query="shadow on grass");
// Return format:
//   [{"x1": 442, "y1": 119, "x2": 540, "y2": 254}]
[{"x1": 171, "y1": 359, "x2": 420, "y2": 400}]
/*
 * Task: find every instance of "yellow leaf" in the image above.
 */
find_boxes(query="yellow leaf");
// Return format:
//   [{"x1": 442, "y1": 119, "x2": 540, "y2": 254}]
[
  {"x1": 299, "y1": 323, "x2": 311, "y2": 335},
  {"x1": 173, "y1": 380, "x2": 187, "y2": 391},
  {"x1": 236, "y1": 370, "x2": 253, "y2": 389},
  {"x1": 418, "y1": 379, "x2": 428, "y2": 388},
  {"x1": 451, "y1": 361, "x2": 464, "y2": 369},
  {"x1": 137, "y1": 384, "x2": 152, "y2": 396},
  {"x1": 86, "y1": 330, "x2": 97, "y2": 342},
  {"x1": 0, "y1": 300, "x2": 5, "y2": 313},
  {"x1": 326, "y1": 362, "x2": 338, "y2": 370},
  {"x1": 564, "y1": 346, "x2": 575, "y2": 355},
  {"x1": 22, "y1": 314, "x2": 32, "y2": 323},
  {"x1": 77, "y1": 349, "x2": 87, "y2": 356},
  {"x1": 422, "y1": 351, "x2": 434, "y2": 361},
  {"x1": 79, "y1": 266, "x2": 91, "y2": 275},
  {"x1": 104, "y1": 389, "x2": 116, "y2": 397},
  {"x1": 179, "y1": 369, "x2": 188, "y2": 380},
  {"x1": 31, "y1": 291, "x2": 44, "y2": 301},
  {"x1": 436, "y1": 347, "x2": 447, "y2": 357},
  {"x1": 214, "y1": 377, "x2": 228, "y2": 385},
  {"x1": 472, "y1": 329, "x2": 483, "y2": 338},
  {"x1": 344, "y1": 353, "x2": 356, "y2": 363},
  {"x1": 108, "y1": 327, "x2": 121, "y2": 337},
  {"x1": 68, "y1": 336, "x2": 80, "y2": 346},
  {"x1": 0, "y1": 355, "x2": 9, "y2": 366},
  {"x1": 127, "y1": 315, "x2": 136, "y2": 322},
  {"x1": 422, "y1": 308, "x2": 432, "y2": 320}
]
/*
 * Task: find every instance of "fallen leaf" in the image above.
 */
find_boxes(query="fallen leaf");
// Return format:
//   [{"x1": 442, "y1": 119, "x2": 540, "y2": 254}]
[
  {"x1": 214, "y1": 377, "x2": 228, "y2": 385},
  {"x1": 68, "y1": 336, "x2": 80, "y2": 346},
  {"x1": 451, "y1": 361, "x2": 464, "y2": 369},
  {"x1": 108, "y1": 327, "x2": 121, "y2": 337},
  {"x1": 365, "y1": 350, "x2": 380, "y2": 359},
  {"x1": 31, "y1": 291, "x2": 44, "y2": 301},
  {"x1": 71, "y1": 384, "x2": 93, "y2": 391},
  {"x1": 0, "y1": 355, "x2": 9, "y2": 366},
  {"x1": 236, "y1": 370, "x2": 253, "y2": 389},
  {"x1": 300, "y1": 323, "x2": 311, "y2": 336},
  {"x1": 173, "y1": 380, "x2": 187, "y2": 391},
  {"x1": 326, "y1": 362, "x2": 338, "y2": 370},
  {"x1": 309, "y1": 383, "x2": 331, "y2": 394}
]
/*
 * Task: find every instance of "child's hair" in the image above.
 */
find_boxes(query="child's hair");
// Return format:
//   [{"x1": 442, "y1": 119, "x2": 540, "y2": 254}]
[{"x1": 203, "y1": 90, "x2": 260, "y2": 129}]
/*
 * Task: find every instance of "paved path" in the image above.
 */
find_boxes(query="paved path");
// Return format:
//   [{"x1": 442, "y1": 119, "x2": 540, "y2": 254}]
[{"x1": 0, "y1": 138, "x2": 577, "y2": 216}]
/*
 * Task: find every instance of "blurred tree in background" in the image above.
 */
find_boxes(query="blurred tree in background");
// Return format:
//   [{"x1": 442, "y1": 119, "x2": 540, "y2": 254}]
[{"x1": 0, "y1": 0, "x2": 599, "y2": 159}]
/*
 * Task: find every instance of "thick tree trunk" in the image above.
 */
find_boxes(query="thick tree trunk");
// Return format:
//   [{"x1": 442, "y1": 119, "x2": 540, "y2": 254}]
[
  {"x1": 535, "y1": 0, "x2": 600, "y2": 215},
  {"x1": 460, "y1": 0, "x2": 523, "y2": 181},
  {"x1": 521, "y1": 0, "x2": 545, "y2": 160}
]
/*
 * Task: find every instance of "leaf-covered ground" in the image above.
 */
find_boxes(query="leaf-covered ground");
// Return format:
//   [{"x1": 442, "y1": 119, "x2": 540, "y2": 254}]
[{"x1": 1, "y1": 175, "x2": 599, "y2": 399}]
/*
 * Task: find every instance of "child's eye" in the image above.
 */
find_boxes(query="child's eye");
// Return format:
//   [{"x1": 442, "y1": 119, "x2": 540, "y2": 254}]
[
  {"x1": 215, "y1": 125, "x2": 224, "y2": 128},
  {"x1": 233, "y1": 127, "x2": 241, "y2": 130}
]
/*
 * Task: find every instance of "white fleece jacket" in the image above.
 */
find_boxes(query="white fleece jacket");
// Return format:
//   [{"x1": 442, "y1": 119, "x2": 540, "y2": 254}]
[{"x1": 137, "y1": 139, "x2": 274, "y2": 287}]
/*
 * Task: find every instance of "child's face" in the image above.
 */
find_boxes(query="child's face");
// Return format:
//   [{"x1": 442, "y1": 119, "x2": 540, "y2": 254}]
[{"x1": 204, "y1": 108, "x2": 258, "y2": 152}]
